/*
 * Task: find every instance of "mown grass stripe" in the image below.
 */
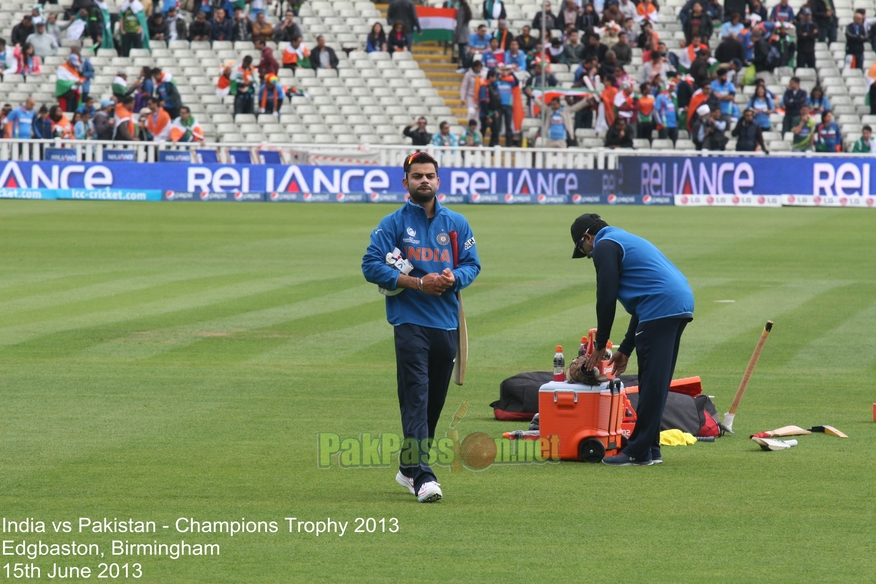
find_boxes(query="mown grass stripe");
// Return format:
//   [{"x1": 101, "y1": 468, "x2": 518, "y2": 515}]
[
  {"x1": 0, "y1": 270, "x2": 247, "y2": 324},
  {"x1": 786, "y1": 297, "x2": 876, "y2": 373},
  {"x1": 0, "y1": 275, "x2": 324, "y2": 349},
  {"x1": 0, "y1": 270, "x2": 120, "y2": 293},
  {"x1": 145, "y1": 286, "x2": 385, "y2": 363},
  {"x1": 248, "y1": 319, "x2": 393, "y2": 364},
  {"x1": 71, "y1": 283, "x2": 381, "y2": 362},
  {"x1": 677, "y1": 280, "x2": 846, "y2": 370},
  {"x1": 60, "y1": 277, "x2": 367, "y2": 361},
  {"x1": 0, "y1": 364, "x2": 253, "y2": 490},
  {"x1": 474, "y1": 304, "x2": 595, "y2": 370}
]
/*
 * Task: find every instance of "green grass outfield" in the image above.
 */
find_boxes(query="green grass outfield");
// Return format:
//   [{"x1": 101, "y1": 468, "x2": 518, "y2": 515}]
[{"x1": 1, "y1": 201, "x2": 875, "y2": 583}]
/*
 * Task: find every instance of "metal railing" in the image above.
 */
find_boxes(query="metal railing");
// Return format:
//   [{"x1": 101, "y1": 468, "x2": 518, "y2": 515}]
[
  {"x1": 3, "y1": 139, "x2": 873, "y2": 170},
  {"x1": 0, "y1": 139, "x2": 614, "y2": 169}
]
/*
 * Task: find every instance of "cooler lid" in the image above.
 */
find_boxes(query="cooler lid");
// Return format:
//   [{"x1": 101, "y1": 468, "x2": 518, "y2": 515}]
[{"x1": 538, "y1": 381, "x2": 608, "y2": 393}]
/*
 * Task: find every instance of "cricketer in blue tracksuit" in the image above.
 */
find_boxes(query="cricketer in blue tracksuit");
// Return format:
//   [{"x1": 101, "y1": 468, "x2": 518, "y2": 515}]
[
  {"x1": 362, "y1": 161, "x2": 480, "y2": 495},
  {"x1": 572, "y1": 214, "x2": 694, "y2": 465}
]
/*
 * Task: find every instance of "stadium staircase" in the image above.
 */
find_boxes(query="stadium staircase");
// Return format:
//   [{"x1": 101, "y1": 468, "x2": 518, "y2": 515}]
[
  {"x1": 373, "y1": 3, "x2": 467, "y2": 125},
  {"x1": 413, "y1": 44, "x2": 468, "y2": 125}
]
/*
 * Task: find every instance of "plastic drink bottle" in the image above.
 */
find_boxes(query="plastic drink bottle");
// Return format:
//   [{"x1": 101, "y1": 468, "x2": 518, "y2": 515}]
[
  {"x1": 553, "y1": 345, "x2": 565, "y2": 382},
  {"x1": 578, "y1": 336, "x2": 588, "y2": 357}
]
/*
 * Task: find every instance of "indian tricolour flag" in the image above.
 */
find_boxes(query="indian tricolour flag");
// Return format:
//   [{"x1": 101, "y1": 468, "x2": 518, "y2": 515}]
[
  {"x1": 112, "y1": 75, "x2": 127, "y2": 96},
  {"x1": 415, "y1": 7, "x2": 456, "y2": 42},
  {"x1": 867, "y1": 62, "x2": 876, "y2": 106},
  {"x1": 529, "y1": 87, "x2": 597, "y2": 116},
  {"x1": 55, "y1": 62, "x2": 84, "y2": 98}
]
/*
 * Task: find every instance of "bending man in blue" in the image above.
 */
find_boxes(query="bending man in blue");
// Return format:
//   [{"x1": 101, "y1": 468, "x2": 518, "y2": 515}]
[{"x1": 572, "y1": 213, "x2": 694, "y2": 466}]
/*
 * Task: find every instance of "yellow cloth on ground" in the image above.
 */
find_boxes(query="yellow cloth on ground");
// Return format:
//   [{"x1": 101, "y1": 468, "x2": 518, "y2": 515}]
[{"x1": 659, "y1": 429, "x2": 697, "y2": 446}]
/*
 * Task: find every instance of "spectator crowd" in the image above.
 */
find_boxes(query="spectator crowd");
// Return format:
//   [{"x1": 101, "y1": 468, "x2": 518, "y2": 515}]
[
  {"x1": 0, "y1": 0, "x2": 322, "y2": 142},
  {"x1": 2, "y1": 0, "x2": 876, "y2": 153},
  {"x1": 425, "y1": 0, "x2": 876, "y2": 152}
]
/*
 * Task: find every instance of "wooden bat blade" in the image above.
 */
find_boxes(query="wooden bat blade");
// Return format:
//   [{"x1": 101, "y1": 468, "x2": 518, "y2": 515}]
[
  {"x1": 727, "y1": 320, "x2": 773, "y2": 416},
  {"x1": 810, "y1": 425, "x2": 848, "y2": 438},
  {"x1": 767, "y1": 425, "x2": 811, "y2": 437},
  {"x1": 823, "y1": 425, "x2": 848, "y2": 438},
  {"x1": 448, "y1": 230, "x2": 466, "y2": 386},
  {"x1": 452, "y1": 292, "x2": 467, "y2": 386}
]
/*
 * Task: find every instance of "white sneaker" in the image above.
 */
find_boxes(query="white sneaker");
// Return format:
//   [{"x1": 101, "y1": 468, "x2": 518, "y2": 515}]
[
  {"x1": 395, "y1": 471, "x2": 415, "y2": 495},
  {"x1": 417, "y1": 481, "x2": 443, "y2": 503}
]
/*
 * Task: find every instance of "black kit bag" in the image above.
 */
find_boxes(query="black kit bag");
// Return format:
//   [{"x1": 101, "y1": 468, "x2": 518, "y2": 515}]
[
  {"x1": 490, "y1": 372, "x2": 553, "y2": 421},
  {"x1": 626, "y1": 391, "x2": 721, "y2": 436}
]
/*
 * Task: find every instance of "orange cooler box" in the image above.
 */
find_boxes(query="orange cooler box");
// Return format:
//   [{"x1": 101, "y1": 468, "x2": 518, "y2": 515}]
[{"x1": 538, "y1": 379, "x2": 635, "y2": 462}]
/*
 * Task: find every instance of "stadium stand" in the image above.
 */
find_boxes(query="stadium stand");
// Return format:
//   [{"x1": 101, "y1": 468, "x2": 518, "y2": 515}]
[{"x1": 0, "y1": 0, "x2": 875, "y2": 154}]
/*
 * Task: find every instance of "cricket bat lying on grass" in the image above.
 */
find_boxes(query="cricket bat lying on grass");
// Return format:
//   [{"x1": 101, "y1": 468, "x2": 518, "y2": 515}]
[
  {"x1": 751, "y1": 437, "x2": 798, "y2": 451},
  {"x1": 809, "y1": 425, "x2": 848, "y2": 438},
  {"x1": 750, "y1": 425, "x2": 811, "y2": 438}
]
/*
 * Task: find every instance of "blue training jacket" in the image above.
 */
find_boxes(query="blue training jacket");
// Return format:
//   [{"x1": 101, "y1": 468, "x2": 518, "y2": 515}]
[
  {"x1": 362, "y1": 199, "x2": 481, "y2": 330},
  {"x1": 594, "y1": 226, "x2": 694, "y2": 322}
]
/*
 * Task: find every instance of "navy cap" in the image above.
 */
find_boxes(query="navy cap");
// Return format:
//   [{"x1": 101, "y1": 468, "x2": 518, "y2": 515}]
[{"x1": 570, "y1": 213, "x2": 604, "y2": 258}]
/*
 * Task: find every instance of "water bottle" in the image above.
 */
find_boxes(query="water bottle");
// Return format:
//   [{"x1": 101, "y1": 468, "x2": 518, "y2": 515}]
[
  {"x1": 578, "y1": 336, "x2": 588, "y2": 357},
  {"x1": 553, "y1": 345, "x2": 565, "y2": 382}
]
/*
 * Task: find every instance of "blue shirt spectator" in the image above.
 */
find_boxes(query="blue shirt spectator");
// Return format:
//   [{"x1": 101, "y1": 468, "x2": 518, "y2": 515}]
[
  {"x1": 154, "y1": 72, "x2": 181, "y2": 110},
  {"x1": 481, "y1": 53, "x2": 496, "y2": 69},
  {"x1": 654, "y1": 92, "x2": 678, "y2": 128},
  {"x1": 769, "y1": 2, "x2": 794, "y2": 22},
  {"x1": 738, "y1": 28, "x2": 753, "y2": 60},
  {"x1": 705, "y1": 0, "x2": 723, "y2": 21},
  {"x1": 80, "y1": 56, "x2": 94, "y2": 96},
  {"x1": 432, "y1": 123, "x2": 460, "y2": 147},
  {"x1": 258, "y1": 80, "x2": 286, "y2": 114},
  {"x1": 747, "y1": 91, "x2": 775, "y2": 129},
  {"x1": 710, "y1": 75, "x2": 736, "y2": 115},
  {"x1": 33, "y1": 108, "x2": 52, "y2": 139},
  {"x1": 547, "y1": 108, "x2": 567, "y2": 140},
  {"x1": 720, "y1": 21, "x2": 744, "y2": 38},
  {"x1": 496, "y1": 72, "x2": 518, "y2": 106},
  {"x1": 6, "y1": 101, "x2": 36, "y2": 139},
  {"x1": 198, "y1": 0, "x2": 232, "y2": 17},
  {"x1": 504, "y1": 48, "x2": 527, "y2": 70},
  {"x1": 469, "y1": 29, "x2": 491, "y2": 50},
  {"x1": 807, "y1": 90, "x2": 831, "y2": 114},
  {"x1": 816, "y1": 113, "x2": 842, "y2": 152},
  {"x1": 74, "y1": 117, "x2": 91, "y2": 140},
  {"x1": 76, "y1": 98, "x2": 96, "y2": 119}
]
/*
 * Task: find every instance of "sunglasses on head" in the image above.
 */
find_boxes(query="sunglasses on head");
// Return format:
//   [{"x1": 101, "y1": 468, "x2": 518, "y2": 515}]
[
  {"x1": 576, "y1": 229, "x2": 591, "y2": 254},
  {"x1": 404, "y1": 152, "x2": 437, "y2": 171}
]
